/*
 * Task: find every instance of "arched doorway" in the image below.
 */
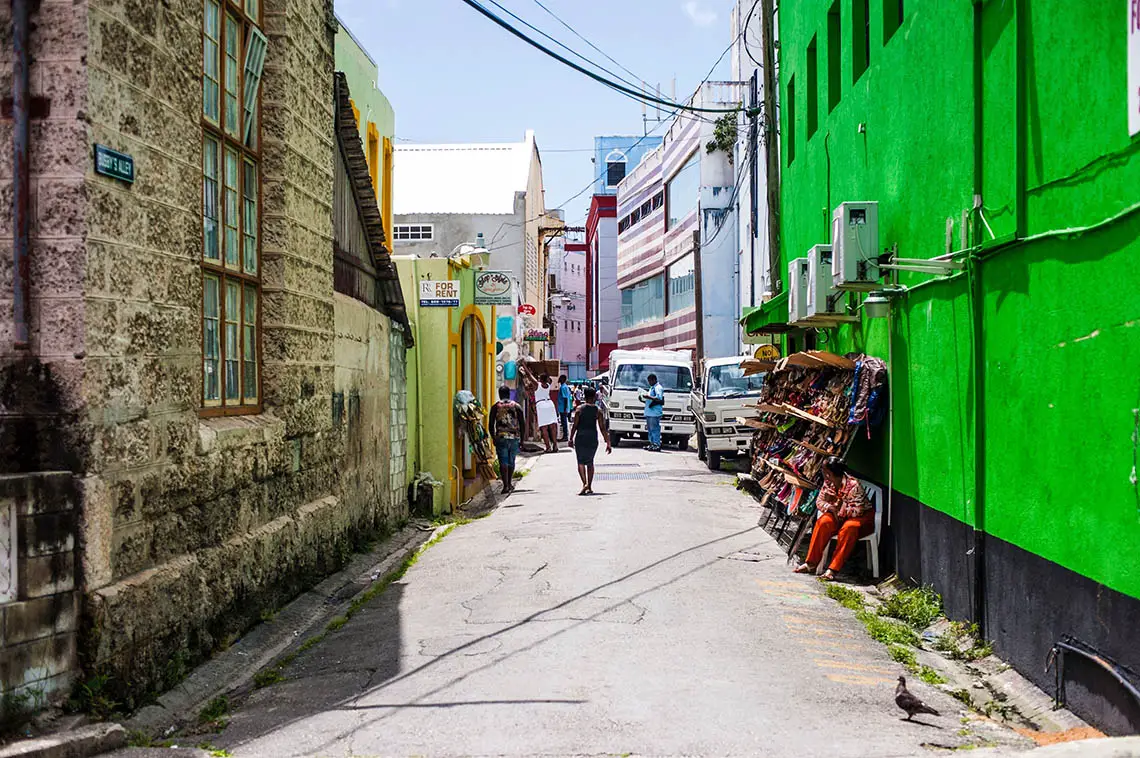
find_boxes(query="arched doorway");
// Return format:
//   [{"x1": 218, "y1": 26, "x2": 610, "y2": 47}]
[{"x1": 459, "y1": 314, "x2": 487, "y2": 477}]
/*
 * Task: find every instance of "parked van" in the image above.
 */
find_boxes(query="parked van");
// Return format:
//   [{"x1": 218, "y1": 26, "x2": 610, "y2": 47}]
[
  {"x1": 691, "y1": 356, "x2": 763, "y2": 470},
  {"x1": 606, "y1": 349, "x2": 696, "y2": 449}
]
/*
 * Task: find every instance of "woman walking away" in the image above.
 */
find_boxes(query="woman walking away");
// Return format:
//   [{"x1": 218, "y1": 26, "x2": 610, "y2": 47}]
[
  {"x1": 489, "y1": 386, "x2": 525, "y2": 494},
  {"x1": 534, "y1": 375, "x2": 559, "y2": 452},
  {"x1": 570, "y1": 386, "x2": 612, "y2": 495},
  {"x1": 794, "y1": 457, "x2": 874, "y2": 580}
]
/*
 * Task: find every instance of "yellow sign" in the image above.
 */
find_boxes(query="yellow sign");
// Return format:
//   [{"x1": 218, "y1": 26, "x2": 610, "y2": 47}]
[{"x1": 755, "y1": 344, "x2": 781, "y2": 360}]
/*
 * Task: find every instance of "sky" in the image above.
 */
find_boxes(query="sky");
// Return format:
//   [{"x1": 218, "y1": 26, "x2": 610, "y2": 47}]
[{"x1": 335, "y1": 0, "x2": 737, "y2": 227}]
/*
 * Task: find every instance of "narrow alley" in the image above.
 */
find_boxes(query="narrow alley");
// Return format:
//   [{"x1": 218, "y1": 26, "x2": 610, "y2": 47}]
[{"x1": 191, "y1": 447, "x2": 1021, "y2": 758}]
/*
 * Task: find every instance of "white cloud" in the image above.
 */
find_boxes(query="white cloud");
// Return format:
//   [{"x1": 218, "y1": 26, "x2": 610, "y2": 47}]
[{"x1": 682, "y1": 0, "x2": 718, "y2": 27}]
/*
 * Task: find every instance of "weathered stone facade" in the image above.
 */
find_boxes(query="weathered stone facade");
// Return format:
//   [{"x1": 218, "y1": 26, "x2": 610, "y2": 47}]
[{"x1": 0, "y1": 0, "x2": 409, "y2": 705}]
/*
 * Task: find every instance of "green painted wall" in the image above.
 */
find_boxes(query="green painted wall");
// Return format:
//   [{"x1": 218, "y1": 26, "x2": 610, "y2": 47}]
[
  {"x1": 397, "y1": 258, "x2": 496, "y2": 513},
  {"x1": 334, "y1": 24, "x2": 395, "y2": 148},
  {"x1": 778, "y1": 1, "x2": 1140, "y2": 600}
]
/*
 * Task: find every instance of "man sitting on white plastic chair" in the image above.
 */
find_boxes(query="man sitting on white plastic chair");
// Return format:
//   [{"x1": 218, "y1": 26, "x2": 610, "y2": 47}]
[{"x1": 793, "y1": 457, "x2": 874, "y2": 581}]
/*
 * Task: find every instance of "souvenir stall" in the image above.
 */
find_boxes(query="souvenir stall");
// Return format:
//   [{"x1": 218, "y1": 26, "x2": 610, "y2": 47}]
[{"x1": 741, "y1": 351, "x2": 887, "y2": 558}]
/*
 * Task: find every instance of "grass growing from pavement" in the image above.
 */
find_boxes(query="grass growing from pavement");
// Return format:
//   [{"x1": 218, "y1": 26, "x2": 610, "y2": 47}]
[
  {"x1": 856, "y1": 609, "x2": 920, "y2": 646},
  {"x1": 935, "y1": 621, "x2": 994, "y2": 661},
  {"x1": 822, "y1": 583, "x2": 866, "y2": 610},
  {"x1": 253, "y1": 668, "x2": 285, "y2": 689},
  {"x1": 889, "y1": 644, "x2": 918, "y2": 669},
  {"x1": 918, "y1": 665, "x2": 948, "y2": 685},
  {"x1": 878, "y1": 586, "x2": 942, "y2": 629},
  {"x1": 198, "y1": 695, "x2": 230, "y2": 729}
]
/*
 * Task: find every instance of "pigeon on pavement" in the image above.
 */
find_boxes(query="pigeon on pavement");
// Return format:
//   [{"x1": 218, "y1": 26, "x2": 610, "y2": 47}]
[{"x1": 895, "y1": 676, "x2": 941, "y2": 720}]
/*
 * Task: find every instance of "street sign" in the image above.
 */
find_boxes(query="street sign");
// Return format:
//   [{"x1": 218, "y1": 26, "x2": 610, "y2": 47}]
[
  {"x1": 524, "y1": 328, "x2": 549, "y2": 342},
  {"x1": 518, "y1": 303, "x2": 537, "y2": 316},
  {"x1": 419, "y1": 279, "x2": 460, "y2": 307},
  {"x1": 94, "y1": 144, "x2": 134, "y2": 184},
  {"x1": 474, "y1": 270, "x2": 513, "y2": 306},
  {"x1": 755, "y1": 344, "x2": 781, "y2": 360}
]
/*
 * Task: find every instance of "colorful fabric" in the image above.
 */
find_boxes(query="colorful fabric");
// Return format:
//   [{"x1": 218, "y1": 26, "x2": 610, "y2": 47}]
[
  {"x1": 816, "y1": 474, "x2": 871, "y2": 519},
  {"x1": 807, "y1": 511, "x2": 875, "y2": 572},
  {"x1": 489, "y1": 400, "x2": 524, "y2": 441}
]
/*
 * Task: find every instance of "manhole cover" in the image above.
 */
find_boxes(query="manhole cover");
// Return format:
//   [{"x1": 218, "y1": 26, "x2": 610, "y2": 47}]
[{"x1": 593, "y1": 473, "x2": 651, "y2": 481}]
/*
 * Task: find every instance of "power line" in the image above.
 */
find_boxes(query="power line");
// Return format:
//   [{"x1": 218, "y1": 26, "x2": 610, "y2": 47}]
[
  {"x1": 529, "y1": 0, "x2": 646, "y2": 90},
  {"x1": 459, "y1": 0, "x2": 740, "y2": 115}
]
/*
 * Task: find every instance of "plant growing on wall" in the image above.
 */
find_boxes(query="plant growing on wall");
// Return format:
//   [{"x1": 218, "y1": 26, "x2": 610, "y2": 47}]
[{"x1": 706, "y1": 112, "x2": 740, "y2": 164}]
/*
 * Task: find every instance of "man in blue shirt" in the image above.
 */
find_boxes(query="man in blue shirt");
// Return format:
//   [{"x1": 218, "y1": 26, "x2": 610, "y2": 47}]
[
  {"x1": 556, "y1": 374, "x2": 573, "y2": 441},
  {"x1": 643, "y1": 373, "x2": 665, "y2": 451}
]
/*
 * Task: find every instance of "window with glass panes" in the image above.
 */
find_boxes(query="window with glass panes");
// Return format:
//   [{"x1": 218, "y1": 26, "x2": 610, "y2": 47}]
[{"x1": 202, "y1": 0, "x2": 266, "y2": 412}]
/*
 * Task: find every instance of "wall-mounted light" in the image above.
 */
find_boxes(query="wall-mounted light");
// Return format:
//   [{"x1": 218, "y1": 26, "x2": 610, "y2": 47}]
[{"x1": 862, "y1": 287, "x2": 907, "y2": 319}]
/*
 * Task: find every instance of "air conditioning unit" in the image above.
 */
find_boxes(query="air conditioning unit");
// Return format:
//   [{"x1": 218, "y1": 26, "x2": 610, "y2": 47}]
[
  {"x1": 805, "y1": 244, "x2": 839, "y2": 318},
  {"x1": 831, "y1": 201, "x2": 880, "y2": 290},
  {"x1": 787, "y1": 257, "x2": 810, "y2": 325}
]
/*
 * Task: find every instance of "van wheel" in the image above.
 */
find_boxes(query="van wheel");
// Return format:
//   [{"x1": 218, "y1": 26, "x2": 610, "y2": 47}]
[
  {"x1": 676, "y1": 436, "x2": 689, "y2": 452},
  {"x1": 707, "y1": 451, "x2": 722, "y2": 471},
  {"x1": 697, "y1": 431, "x2": 707, "y2": 461},
  {"x1": 610, "y1": 432, "x2": 623, "y2": 447}
]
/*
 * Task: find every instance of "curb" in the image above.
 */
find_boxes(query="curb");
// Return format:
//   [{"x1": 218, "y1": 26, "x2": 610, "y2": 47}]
[
  {"x1": 0, "y1": 724, "x2": 126, "y2": 758},
  {"x1": 972, "y1": 737, "x2": 1140, "y2": 756},
  {"x1": 122, "y1": 522, "x2": 440, "y2": 737}
]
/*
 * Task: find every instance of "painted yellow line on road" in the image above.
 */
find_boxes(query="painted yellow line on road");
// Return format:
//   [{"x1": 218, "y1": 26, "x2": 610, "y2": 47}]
[
  {"x1": 813, "y1": 658, "x2": 896, "y2": 674},
  {"x1": 826, "y1": 672, "x2": 898, "y2": 686}
]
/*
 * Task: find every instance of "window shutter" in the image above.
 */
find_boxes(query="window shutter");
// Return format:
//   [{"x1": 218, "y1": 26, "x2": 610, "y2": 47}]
[{"x1": 243, "y1": 26, "x2": 268, "y2": 145}]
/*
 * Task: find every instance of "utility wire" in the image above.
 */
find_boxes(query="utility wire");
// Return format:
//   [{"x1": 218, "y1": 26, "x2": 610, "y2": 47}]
[
  {"x1": 482, "y1": 0, "x2": 648, "y2": 95},
  {"x1": 529, "y1": 0, "x2": 646, "y2": 90},
  {"x1": 459, "y1": 0, "x2": 739, "y2": 114}
]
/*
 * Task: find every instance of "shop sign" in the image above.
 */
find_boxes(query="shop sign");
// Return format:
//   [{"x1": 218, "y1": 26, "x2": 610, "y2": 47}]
[
  {"x1": 94, "y1": 144, "x2": 134, "y2": 184},
  {"x1": 523, "y1": 328, "x2": 549, "y2": 342},
  {"x1": 1131, "y1": 0, "x2": 1140, "y2": 135},
  {"x1": 419, "y1": 279, "x2": 460, "y2": 307},
  {"x1": 474, "y1": 270, "x2": 513, "y2": 306},
  {"x1": 518, "y1": 303, "x2": 537, "y2": 316},
  {"x1": 755, "y1": 344, "x2": 781, "y2": 360}
]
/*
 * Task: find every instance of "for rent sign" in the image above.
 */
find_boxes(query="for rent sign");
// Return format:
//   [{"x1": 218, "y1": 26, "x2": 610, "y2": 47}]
[
  {"x1": 419, "y1": 279, "x2": 460, "y2": 307},
  {"x1": 1131, "y1": 0, "x2": 1140, "y2": 135}
]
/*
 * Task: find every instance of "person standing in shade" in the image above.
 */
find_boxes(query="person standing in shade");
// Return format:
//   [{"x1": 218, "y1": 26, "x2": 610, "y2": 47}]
[
  {"x1": 488, "y1": 386, "x2": 525, "y2": 494},
  {"x1": 556, "y1": 374, "x2": 573, "y2": 442},
  {"x1": 570, "y1": 386, "x2": 611, "y2": 495},
  {"x1": 642, "y1": 373, "x2": 665, "y2": 452}
]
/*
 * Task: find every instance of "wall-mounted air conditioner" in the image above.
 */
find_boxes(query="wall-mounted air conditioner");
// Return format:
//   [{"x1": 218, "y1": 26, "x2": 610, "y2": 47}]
[
  {"x1": 806, "y1": 244, "x2": 839, "y2": 318},
  {"x1": 788, "y1": 257, "x2": 810, "y2": 325},
  {"x1": 831, "y1": 201, "x2": 880, "y2": 290}
]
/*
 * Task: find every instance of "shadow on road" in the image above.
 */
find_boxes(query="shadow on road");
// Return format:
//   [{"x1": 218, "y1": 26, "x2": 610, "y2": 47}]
[{"x1": 218, "y1": 523, "x2": 762, "y2": 755}]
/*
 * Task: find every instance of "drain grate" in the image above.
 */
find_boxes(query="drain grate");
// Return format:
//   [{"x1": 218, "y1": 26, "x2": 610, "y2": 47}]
[
  {"x1": 592, "y1": 472, "x2": 651, "y2": 481},
  {"x1": 595, "y1": 463, "x2": 641, "y2": 469}
]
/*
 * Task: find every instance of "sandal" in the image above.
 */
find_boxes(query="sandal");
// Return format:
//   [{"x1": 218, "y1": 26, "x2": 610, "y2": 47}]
[
  {"x1": 793, "y1": 563, "x2": 815, "y2": 574},
  {"x1": 820, "y1": 570, "x2": 836, "y2": 581}
]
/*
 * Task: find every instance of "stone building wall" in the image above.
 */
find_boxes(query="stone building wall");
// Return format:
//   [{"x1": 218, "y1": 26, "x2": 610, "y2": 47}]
[
  {"x1": 0, "y1": 0, "x2": 91, "y2": 701},
  {"x1": 388, "y1": 325, "x2": 408, "y2": 515}
]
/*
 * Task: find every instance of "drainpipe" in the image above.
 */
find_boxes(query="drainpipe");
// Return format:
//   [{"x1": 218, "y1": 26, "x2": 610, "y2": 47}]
[{"x1": 12, "y1": 0, "x2": 32, "y2": 350}]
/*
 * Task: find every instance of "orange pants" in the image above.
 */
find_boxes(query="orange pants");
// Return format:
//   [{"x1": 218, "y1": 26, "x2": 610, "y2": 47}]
[{"x1": 806, "y1": 511, "x2": 875, "y2": 572}]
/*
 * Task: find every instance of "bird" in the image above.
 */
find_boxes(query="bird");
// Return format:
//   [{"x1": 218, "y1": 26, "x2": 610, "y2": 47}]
[{"x1": 896, "y1": 676, "x2": 941, "y2": 720}]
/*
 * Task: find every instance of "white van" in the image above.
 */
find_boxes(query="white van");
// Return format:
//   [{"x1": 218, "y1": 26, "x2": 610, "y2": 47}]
[
  {"x1": 606, "y1": 349, "x2": 696, "y2": 449},
  {"x1": 691, "y1": 356, "x2": 763, "y2": 470}
]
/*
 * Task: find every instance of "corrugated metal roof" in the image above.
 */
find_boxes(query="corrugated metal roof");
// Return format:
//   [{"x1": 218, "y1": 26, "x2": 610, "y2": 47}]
[{"x1": 394, "y1": 131, "x2": 535, "y2": 216}]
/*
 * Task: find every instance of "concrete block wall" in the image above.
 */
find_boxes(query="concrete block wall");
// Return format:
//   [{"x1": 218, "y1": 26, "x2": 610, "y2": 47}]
[
  {"x1": 388, "y1": 325, "x2": 408, "y2": 516},
  {"x1": 0, "y1": 473, "x2": 80, "y2": 700}
]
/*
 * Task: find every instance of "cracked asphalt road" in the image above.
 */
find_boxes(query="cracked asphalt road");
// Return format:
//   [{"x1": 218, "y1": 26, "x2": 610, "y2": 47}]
[{"x1": 212, "y1": 445, "x2": 1026, "y2": 757}]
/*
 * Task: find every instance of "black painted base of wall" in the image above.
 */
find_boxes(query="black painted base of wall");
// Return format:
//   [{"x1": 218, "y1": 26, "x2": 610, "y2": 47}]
[{"x1": 867, "y1": 484, "x2": 1140, "y2": 735}]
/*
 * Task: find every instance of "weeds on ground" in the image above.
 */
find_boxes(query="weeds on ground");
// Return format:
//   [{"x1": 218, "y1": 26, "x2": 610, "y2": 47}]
[
  {"x1": 856, "y1": 609, "x2": 919, "y2": 646},
  {"x1": 918, "y1": 665, "x2": 948, "y2": 685},
  {"x1": 197, "y1": 743, "x2": 233, "y2": 757},
  {"x1": 298, "y1": 634, "x2": 325, "y2": 653},
  {"x1": 879, "y1": 586, "x2": 942, "y2": 629},
  {"x1": 127, "y1": 730, "x2": 174, "y2": 748},
  {"x1": 935, "y1": 621, "x2": 993, "y2": 661},
  {"x1": 67, "y1": 674, "x2": 120, "y2": 720},
  {"x1": 889, "y1": 644, "x2": 918, "y2": 670},
  {"x1": 253, "y1": 668, "x2": 285, "y2": 689},
  {"x1": 822, "y1": 583, "x2": 866, "y2": 611},
  {"x1": 949, "y1": 688, "x2": 973, "y2": 706},
  {"x1": 198, "y1": 695, "x2": 230, "y2": 729},
  {"x1": 2, "y1": 688, "x2": 44, "y2": 734},
  {"x1": 327, "y1": 616, "x2": 348, "y2": 632}
]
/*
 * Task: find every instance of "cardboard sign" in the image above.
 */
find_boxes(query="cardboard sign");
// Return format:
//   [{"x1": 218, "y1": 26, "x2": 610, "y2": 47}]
[
  {"x1": 474, "y1": 271, "x2": 513, "y2": 306},
  {"x1": 419, "y1": 279, "x2": 460, "y2": 307}
]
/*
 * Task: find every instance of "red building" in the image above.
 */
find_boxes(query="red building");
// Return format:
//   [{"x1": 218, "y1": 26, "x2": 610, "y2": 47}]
[{"x1": 585, "y1": 194, "x2": 618, "y2": 372}]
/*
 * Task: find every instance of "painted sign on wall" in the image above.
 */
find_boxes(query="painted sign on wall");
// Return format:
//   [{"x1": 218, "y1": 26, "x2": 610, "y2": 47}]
[
  {"x1": 419, "y1": 279, "x2": 460, "y2": 307},
  {"x1": 518, "y1": 303, "x2": 537, "y2": 316},
  {"x1": 524, "y1": 328, "x2": 550, "y2": 342},
  {"x1": 474, "y1": 271, "x2": 513, "y2": 306},
  {"x1": 1131, "y1": 0, "x2": 1140, "y2": 135}
]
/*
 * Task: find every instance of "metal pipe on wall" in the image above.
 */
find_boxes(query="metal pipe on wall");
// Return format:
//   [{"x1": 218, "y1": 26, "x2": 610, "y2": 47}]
[{"x1": 12, "y1": 0, "x2": 32, "y2": 350}]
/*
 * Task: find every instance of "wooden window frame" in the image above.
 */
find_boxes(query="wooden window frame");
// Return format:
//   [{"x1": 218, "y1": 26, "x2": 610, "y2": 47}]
[{"x1": 201, "y1": 0, "x2": 263, "y2": 417}]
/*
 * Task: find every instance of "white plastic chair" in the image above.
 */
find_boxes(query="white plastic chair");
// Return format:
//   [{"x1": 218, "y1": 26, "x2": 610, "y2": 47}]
[{"x1": 816, "y1": 479, "x2": 883, "y2": 578}]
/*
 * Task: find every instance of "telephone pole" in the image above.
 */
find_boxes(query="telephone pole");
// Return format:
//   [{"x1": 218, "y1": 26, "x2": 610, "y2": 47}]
[{"x1": 759, "y1": 0, "x2": 782, "y2": 296}]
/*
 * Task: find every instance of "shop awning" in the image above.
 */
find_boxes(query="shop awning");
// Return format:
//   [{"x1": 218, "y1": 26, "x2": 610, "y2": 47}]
[{"x1": 740, "y1": 292, "x2": 792, "y2": 335}]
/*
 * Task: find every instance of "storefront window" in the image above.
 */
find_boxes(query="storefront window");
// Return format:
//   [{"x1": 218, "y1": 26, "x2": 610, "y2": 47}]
[
  {"x1": 667, "y1": 253, "x2": 695, "y2": 313},
  {"x1": 666, "y1": 151, "x2": 700, "y2": 230},
  {"x1": 620, "y1": 274, "x2": 665, "y2": 329}
]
